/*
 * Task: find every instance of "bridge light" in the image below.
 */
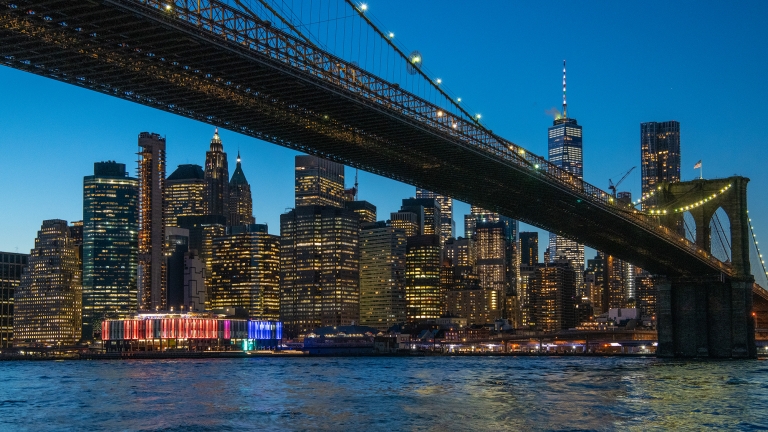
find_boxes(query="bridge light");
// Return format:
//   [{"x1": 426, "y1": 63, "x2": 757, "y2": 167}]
[
  {"x1": 389, "y1": 32, "x2": 395, "y2": 38},
  {"x1": 437, "y1": 110, "x2": 443, "y2": 117},
  {"x1": 360, "y1": 3, "x2": 368, "y2": 11},
  {"x1": 475, "y1": 114, "x2": 482, "y2": 120},
  {"x1": 436, "y1": 78, "x2": 442, "y2": 84},
  {"x1": 534, "y1": 164, "x2": 540, "y2": 169},
  {"x1": 457, "y1": 97, "x2": 462, "y2": 103},
  {"x1": 165, "y1": 4, "x2": 172, "y2": 10},
  {"x1": 451, "y1": 123, "x2": 457, "y2": 129}
]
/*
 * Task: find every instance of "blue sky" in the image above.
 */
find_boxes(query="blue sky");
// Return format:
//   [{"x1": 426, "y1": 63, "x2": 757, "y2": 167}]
[{"x1": 1, "y1": 1, "x2": 767, "y2": 279}]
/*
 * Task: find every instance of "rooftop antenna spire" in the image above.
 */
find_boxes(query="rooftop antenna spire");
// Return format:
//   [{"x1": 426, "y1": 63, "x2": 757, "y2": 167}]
[
  {"x1": 562, "y1": 60, "x2": 567, "y2": 119},
  {"x1": 354, "y1": 168, "x2": 359, "y2": 200}
]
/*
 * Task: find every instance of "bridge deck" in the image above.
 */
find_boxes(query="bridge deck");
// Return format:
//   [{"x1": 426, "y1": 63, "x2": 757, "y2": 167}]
[{"x1": 0, "y1": 0, "x2": 733, "y2": 277}]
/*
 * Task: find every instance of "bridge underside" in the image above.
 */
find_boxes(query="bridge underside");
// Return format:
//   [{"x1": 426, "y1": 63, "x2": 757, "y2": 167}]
[{"x1": 0, "y1": 1, "x2": 726, "y2": 278}]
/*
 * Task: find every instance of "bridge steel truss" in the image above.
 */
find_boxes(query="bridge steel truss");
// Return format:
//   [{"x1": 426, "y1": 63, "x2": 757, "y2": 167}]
[{"x1": 0, "y1": 0, "x2": 733, "y2": 279}]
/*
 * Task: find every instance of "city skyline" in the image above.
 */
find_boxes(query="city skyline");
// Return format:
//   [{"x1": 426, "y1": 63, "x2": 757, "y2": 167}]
[{"x1": 1, "y1": 1, "x2": 767, "y2": 284}]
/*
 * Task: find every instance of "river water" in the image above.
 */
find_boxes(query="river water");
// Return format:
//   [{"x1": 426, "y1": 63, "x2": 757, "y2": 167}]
[{"x1": 0, "y1": 357, "x2": 767, "y2": 431}]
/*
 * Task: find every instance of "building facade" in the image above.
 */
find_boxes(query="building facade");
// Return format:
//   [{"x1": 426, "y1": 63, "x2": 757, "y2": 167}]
[
  {"x1": 137, "y1": 132, "x2": 166, "y2": 311},
  {"x1": 359, "y1": 222, "x2": 407, "y2": 331},
  {"x1": 14, "y1": 220, "x2": 82, "y2": 346},
  {"x1": 280, "y1": 206, "x2": 360, "y2": 337},
  {"x1": 405, "y1": 235, "x2": 443, "y2": 321},
  {"x1": 210, "y1": 224, "x2": 280, "y2": 320},
  {"x1": 204, "y1": 128, "x2": 230, "y2": 222},
  {"x1": 640, "y1": 121, "x2": 681, "y2": 201},
  {"x1": 415, "y1": 188, "x2": 454, "y2": 246},
  {"x1": 82, "y1": 161, "x2": 138, "y2": 340},
  {"x1": 294, "y1": 155, "x2": 346, "y2": 208},
  {"x1": 0, "y1": 252, "x2": 28, "y2": 348},
  {"x1": 475, "y1": 221, "x2": 507, "y2": 322},
  {"x1": 520, "y1": 232, "x2": 539, "y2": 266},
  {"x1": 165, "y1": 164, "x2": 206, "y2": 228},
  {"x1": 529, "y1": 260, "x2": 576, "y2": 332},
  {"x1": 228, "y1": 152, "x2": 255, "y2": 227}
]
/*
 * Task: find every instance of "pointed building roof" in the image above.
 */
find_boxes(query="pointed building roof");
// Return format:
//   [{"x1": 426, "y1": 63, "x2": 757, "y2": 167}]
[
  {"x1": 229, "y1": 151, "x2": 249, "y2": 185},
  {"x1": 209, "y1": 127, "x2": 224, "y2": 152}
]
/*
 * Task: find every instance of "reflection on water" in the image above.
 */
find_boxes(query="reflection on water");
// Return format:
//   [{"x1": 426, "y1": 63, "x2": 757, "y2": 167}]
[{"x1": 1, "y1": 357, "x2": 767, "y2": 431}]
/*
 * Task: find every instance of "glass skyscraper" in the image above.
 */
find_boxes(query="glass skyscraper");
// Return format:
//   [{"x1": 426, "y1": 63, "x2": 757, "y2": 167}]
[
  {"x1": 640, "y1": 121, "x2": 681, "y2": 205},
  {"x1": 359, "y1": 222, "x2": 407, "y2": 331},
  {"x1": 165, "y1": 164, "x2": 206, "y2": 228},
  {"x1": 415, "y1": 188, "x2": 454, "y2": 246},
  {"x1": 0, "y1": 252, "x2": 28, "y2": 348},
  {"x1": 82, "y1": 161, "x2": 138, "y2": 340},
  {"x1": 294, "y1": 155, "x2": 346, "y2": 208}
]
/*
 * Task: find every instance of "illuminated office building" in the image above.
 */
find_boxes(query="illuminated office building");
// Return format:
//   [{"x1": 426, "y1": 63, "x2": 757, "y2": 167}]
[
  {"x1": 443, "y1": 265, "x2": 485, "y2": 325},
  {"x1": 389, "y1": 211, "x2": 420, "y2": 238},
  {"x1": 405, "y1": 235, "x2": 443, "y2": 321},
  {"x1": 280, "y1": 206, "x2": 359, "y2": 337},
  {"x1": 529, "y1": 260, "x2": 576, "y2": 332},
  {"x1": 585, "y1": 253, "x2": 606, "y2": 313},
  {"x1": 165, "y1": 164, "x2": 206, "y2": 228},
  {"x1": 635, "y1": 271, "x2": 656, "y2": 324},
  {"x1": 294, "y1": 155, "x2": 346, "y2": 208},
  {"x1": 518, "y1": 265, "x2": 536, "y2": 328},
  {"x1": 1, "y1": 252, "x2": 28, "y2": 348},
  {"x1": 345, "y1": 200, "x2": 377, "y2": 225},
  {"x1": 210, "y1": 224, "x2": 280, "y2": 320},
  {"x1": 547, "y1": 62, "x2": 584, "y2": 286},
  {"x1": 137, "y1": 132, "x2": 166, "y2": 311},
  {"x1": 640, "y1": 121, "x2": 681, "y2": 203},
  {"x1": 416, "y1": 188, "x2": 454, "y2": 246},
  {"x1": 204, "y1": 128, "x2": 230, "y2": 222},
  {"x1": 165, "y1": 227, "x2": 190, "y2": 312},
  {"x1": 520, "y1": 232, "x2": 539, "y2": 266},
  {"x1": 359, "y1": 222, "x2": 407, "y2": 331},
  {"x1": 476, "y1": 221, "x2": 507, "y2": 321},
  {"x1": 82, "y1": 161, "x2": 138, "y2": 340},
  {"x1": 400, "y1": 198, "x2": 441, "y2": 238},
  {"x1": 14, "y1": 220, "x2": 82, "y2": 346},
  {"x1": 228, "y1": 152, "x2": 255, "y2": 227},
  {"x1": 444, "y1": 237, "x2": 475, "y2": 268}
]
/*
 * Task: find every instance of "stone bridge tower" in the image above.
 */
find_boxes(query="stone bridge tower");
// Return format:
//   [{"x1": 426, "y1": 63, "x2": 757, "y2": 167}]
[{"x1": 654, "y1": 176, "x2": 755, "y2": 358}]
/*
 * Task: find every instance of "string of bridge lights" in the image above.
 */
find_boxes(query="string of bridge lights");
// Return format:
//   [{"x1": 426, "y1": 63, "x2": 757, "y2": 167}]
[
  {"x1": 747, "y1": 210, "x2": 768, "y2": 282},
  {"x1": 354, "y1": 2, "x2": 482, "y2": 123},
  {"x1": 637, "y1": 184, "x2": 733, "y2": 216}
]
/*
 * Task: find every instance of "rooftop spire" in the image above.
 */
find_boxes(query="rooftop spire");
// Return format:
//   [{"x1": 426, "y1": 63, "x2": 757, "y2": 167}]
[
  {"x1": 562, "y1": 60, "x2": 567, "y2": 119},
  {"x1": 209, "y1": 127, "x2": 223, "y2": 152}
]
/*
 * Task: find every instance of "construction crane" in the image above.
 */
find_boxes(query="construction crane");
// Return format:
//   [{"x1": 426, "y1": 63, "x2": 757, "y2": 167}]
[{"x1": 608, "y1": 166, "x2": 636, "y2": 198}]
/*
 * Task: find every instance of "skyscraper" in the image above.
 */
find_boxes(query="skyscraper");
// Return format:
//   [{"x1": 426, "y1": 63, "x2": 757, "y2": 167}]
[
  {"x1": 82, "y1": 161, "x2": 138, "y2": 340},
  {"x1": 359, "y1": 222, "x2": 407, "y2": 330},
  {"x1": 400, "y1": 198, "x2": 441, "y2": 237},
  {"x1": 1, "y1": 252, "x2": 28, "y2": 348},
  {"x1": 294, "y1": 155, "x2": 346, "y2": 208},
  {"x1": 476, "y1": 221, "x2": 507, "y2": 322},
  {"x1": 520, "y1": 232, "x2": 539, "y2": 266},
  {"x1": 405, "y1": 234, "x2": 443, "y2": 321},
  {"x1": 205, "y1": 128, "x2": 230, "y2": 222},
  {"x1": 165, "y1": 164, "x2": 206, "y2": 228},
  {"x1": 547, "y1": 61, "x2": 584, "y2": 285},
  {"x1": 389, "y1": 211, "x2": 420, "y2": 237},
  {"x1": 228, "y1": 152, "x2": 255, "y2": 227},
  {"x1": 165, "y1": 227, "x2": 190, "y2": 312},
  {"x1": 640, "y1": 121, "x2": 681, "y2": 202},
  {"x1": 416, "y1": 188, "x2": 454, "y2": 246},
  {"x1": 210, "y1": 224, "x2": 280, "y2": 320},
  {"x1": 176, "y1": 214, "x2": 226, "y2": 309},
  {"x1": 530, "y1": 259, "x2": 576, "y2": 332},
  {"x1": 14, "y1": 220, "x2": 82, "y2": 346},
  {"x1": 137, "y1": 132, "x2": 166, "y2": 311},
  {"x1": 280, "y1": 205, "x2": 360, "y2": 337},
  {"x1": 345, "y1": 200, "x2": 377, "y2": 225}
]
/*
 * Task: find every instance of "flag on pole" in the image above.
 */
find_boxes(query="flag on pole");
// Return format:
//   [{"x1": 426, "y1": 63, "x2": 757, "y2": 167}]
[{"x1": 693, "y1": 160, "x2": 702, "y2": 169}]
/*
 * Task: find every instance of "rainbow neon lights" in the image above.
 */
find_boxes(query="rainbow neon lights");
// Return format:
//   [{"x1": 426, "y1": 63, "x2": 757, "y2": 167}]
[
  {"x1": 102, "y1": 318, "x2": 282, "y2": 341},
  {"x1": 248, "y1": 320, "x2": 282, "y2": 341}
]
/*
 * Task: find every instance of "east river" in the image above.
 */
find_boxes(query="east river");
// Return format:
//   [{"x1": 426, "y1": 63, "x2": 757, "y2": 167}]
[{"x1": 1, "y1": 357, "x2": 767, "y2": 431}]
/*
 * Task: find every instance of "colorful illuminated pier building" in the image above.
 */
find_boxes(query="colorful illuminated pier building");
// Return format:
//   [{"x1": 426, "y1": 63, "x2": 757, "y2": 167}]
[{"x1": 101, "y1": 313, "x2": 282, "y2": 352}]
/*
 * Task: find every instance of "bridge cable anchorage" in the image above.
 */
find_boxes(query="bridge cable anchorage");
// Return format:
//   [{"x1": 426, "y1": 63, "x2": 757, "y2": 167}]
[{"x1": 747, "y1": 210, "x2": 768, "y2": 286}]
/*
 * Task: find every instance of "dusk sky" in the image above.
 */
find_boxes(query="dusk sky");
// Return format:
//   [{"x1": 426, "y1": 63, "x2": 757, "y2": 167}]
[{"x1": 1, "y1": 1, "x2": 767, "y2": 281}]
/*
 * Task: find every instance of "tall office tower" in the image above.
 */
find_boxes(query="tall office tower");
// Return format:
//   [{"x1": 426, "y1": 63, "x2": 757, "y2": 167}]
[
  {"x1": 280, "y1": 206, "x2": 360, "y2": 337},
  {"x1": 444, "y1": 237, "x2": 475, "y2": 268},
  {"x1": 389, "y1": 211, "x2": 420, "y2": 237},
  {"x1": 443, "y1": 265, "x2": 485, "y2": 325},
  {"x1": 210, "y1": 224, "x2": 280, "y2": 320},
  {"x1": 464, "y1": 206, "x2": 518, "y2": 241},
  {"x1": 165, "y1": 227, "x2": 190, "y2": 312},
  {"x1": 519, "y1": 232, "x2": 539, "y2": 266},
  {"x1": 530, "y1": 259, "x2": 577, "y2": 332},
  {"x1": 14, "y1": 220, "x2": 82, "y2": 346},
  {"x1": 165, "y1": 164, "x2": 206, "y2": 228},
  {"x1": 228, "y1": 152, "x2": 255, "y2": 227},
  {"x1": 517, "y1": 264, "x2": 536, "y2": 328},
  {"x1": 345, "y1": 200, "x2": 377, "y2": 225},
  {"x1": 294, "y1": 155, "x2": 346, "y2": 208},
  {"x1": 640, "y1": 121, "x2": 681, "y2": 204},
  {"x1": 0, "y1": 252, "x2": 28, "y2": 348},
  {"x1": 605, "y1": 254, "x2": 628, "y2": 309},
  {"x1": 547, "y1": 62, "x2": 584, "y2": 286},
  {"x1": 635, "y1": 271, "x2": 656, "y2": 324},
  {"x1": 416, "y1": 188, "x2": 454, "y2": 246},
  {"x1": 400, "y1": 198, "x2": 441, "y2": 237},
  {"x1": 82, "y1": 161, "x2": 138, "y2": 340},
  {"x1": 359, "y1": 222, "x2": 407, "y2": 331},
  {"x1": 405, "y1": 234, "x2": 443, "y2": 321},
  {"x1": 183, "y1": 251, "x2": 206, "y2": 312},
  {"x1": 137, "y1": 132, "x2": 166, "y2": 311},
  {"x1": 476, "y1": 221, "x2": 508, "y2": 321},
  {"x1": 204, "y1": 128, "x2": 230, "y2": 222},
  {"x1": 585, "y1": 253, "x2": 606, "y2": 313}
]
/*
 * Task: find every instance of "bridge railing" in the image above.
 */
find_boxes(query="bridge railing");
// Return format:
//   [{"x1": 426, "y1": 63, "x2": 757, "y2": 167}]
[{"x1": 134, "y1": 0, "x2": 731, "y2": 276}]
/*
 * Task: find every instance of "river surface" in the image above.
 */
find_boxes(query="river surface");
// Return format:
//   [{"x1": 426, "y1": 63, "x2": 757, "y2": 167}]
[{"x1": 1, "y1": 357, "x2": 767, "y2": 431}]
